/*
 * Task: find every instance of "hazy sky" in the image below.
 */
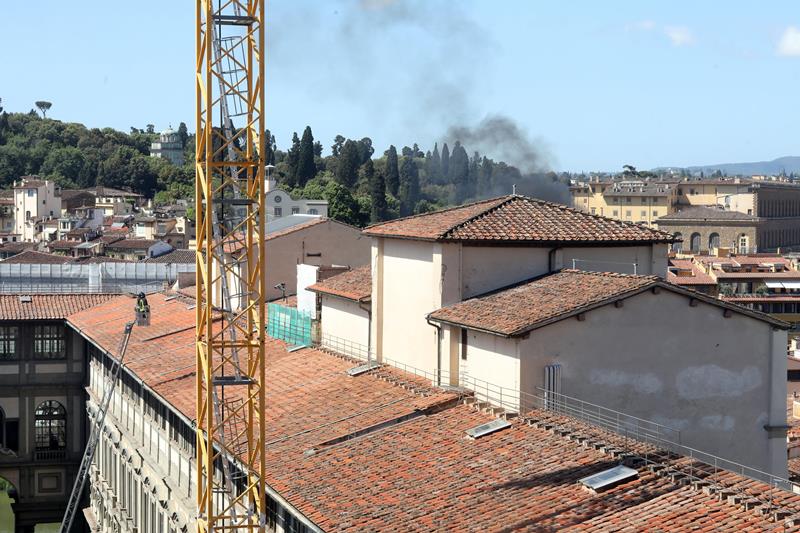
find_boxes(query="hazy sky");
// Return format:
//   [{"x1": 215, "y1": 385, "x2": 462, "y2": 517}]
[{"x1": 2, "y1": 1, "x2": 800, "y2": 171}]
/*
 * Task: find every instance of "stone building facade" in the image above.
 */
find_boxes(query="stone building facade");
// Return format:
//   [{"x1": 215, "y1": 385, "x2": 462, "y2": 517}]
[
  {"x1": 0, "y1": 294, "x2": 116, "y2": 533},
  {"x1": 656, "y1": 206, "x2": 760, "y2": 254}
]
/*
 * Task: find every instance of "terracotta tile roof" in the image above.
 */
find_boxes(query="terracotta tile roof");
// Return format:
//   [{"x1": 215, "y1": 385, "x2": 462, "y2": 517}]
[
  {"x1": 47, "y1": 240, "x2": 79, "y2": 250},
  {"x1": 0, "y1": 242, "x2": 35, "y2": 254},
  {"x1": 2, "y1": 250, "x2": 73, "y2": 264},
  {"x1": 429, "y1": 270, "x2": 658, "y2": 336},
  {"x1": 64, "y1": 294, "x2": 800, "y2": 530},
  {"x1": 364, "y1": 195, "x2": 676, "y2": 244},
  {"x1": 13, "y1": 178, "x2": 48, "y2": 189},
  {"x1": 0, "y1": 294, "x2": 117, "y2": 320},
  {"x1": 99, "y1": 235, "x2": 125, "y2": 244},
  {"x1": 307, "y1": 265, "x2": 371, "y2": 302},
  {"x1": 666, "y1": 259, "x2": 717, "y2": 286},
  {"x1": 219, "y1": 218, "x2": 336, "y2": 255},
  {"x1": 143, "y1": 249, "x2": 196, "y2": 263},
  {"x1": 105, "y1": 238, "x2": 161, "y2": 250}
]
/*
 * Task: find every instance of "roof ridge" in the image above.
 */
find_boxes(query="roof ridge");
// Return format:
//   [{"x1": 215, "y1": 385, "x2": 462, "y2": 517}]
[
  {"x1": 561, "y1": 268, "x2": 660, "y2": 281},
  {"x1": 441, "y1": 195, "x2": 519, "y2": 238},
  {"x1": 364, "y1": 196, "x2": 509, "y2": 234}
]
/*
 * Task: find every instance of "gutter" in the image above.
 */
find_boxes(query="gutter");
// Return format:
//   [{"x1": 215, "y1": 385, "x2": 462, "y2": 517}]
[{"x1": 426, "y1": 316, "x2": 443, "y2": 387}]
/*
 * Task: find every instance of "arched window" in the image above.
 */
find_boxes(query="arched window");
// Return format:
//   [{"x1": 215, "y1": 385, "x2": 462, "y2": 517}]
[
  {"x1": 690, "y1": 232, "x2": 701, "y2": 253},
  {"x1": 672, "y1": 232, "x2": 683, "y2": 252},
  {"x1": 708, "y1": 232, "x2": 720, "y2": 250},
  {"x1": 35, "y1": 401, "x2": 66, "y2": 451}
]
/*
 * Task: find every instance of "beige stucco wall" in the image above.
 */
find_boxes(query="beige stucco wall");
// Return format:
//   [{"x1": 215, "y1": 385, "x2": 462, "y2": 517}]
[
  {"x1": 377, "y1": 238, "x2": 440, "y2": 374},
  {"x1": 320, "y1": 295, "x2": 370, "y2": 354},
  {"x1": 558, "y1": 244, "x2": 668, "y2": 276},
  {"x1": 513, "y1": 289, "x2": 787, "y2": 476},
  {"x1": 461, "y1": 246, "x2": 550, "y2": 298},
  {"x1": 264, "y1": 221, "x2": 370, "y2": 301}
]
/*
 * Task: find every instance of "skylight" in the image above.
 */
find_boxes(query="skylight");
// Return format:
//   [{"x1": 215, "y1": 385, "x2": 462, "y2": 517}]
[
  {"x1": 579, "y1": 465, "x2": 638, "y2": 492},
  {"x1": 465, "y1": 418, "x2": 511, "y2": 439}
]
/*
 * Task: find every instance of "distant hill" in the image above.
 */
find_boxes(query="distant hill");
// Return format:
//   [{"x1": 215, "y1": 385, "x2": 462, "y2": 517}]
[{"x1": 660, "y1": 156, "x2": 800, "y2": 176}]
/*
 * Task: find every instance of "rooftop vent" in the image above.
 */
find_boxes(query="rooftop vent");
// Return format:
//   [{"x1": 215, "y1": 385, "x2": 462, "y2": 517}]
[
  {"x1": 579, "y1": 464, "x2": 638, "y2": 492},
  {"x1": 465, "y1": 418, "x2": 511, "y2": 439},
  {"x1": 18, "y1": 295, "x2": 31, "y2": 303}
]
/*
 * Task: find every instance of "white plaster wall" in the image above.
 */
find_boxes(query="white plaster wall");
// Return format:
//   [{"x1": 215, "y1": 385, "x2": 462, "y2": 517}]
[
  {"x1": 559, "y1": 244, "x2": 668, "y2": 276},
  {"x1": 517, "y1": 289, "x2": 787, "y2": 476},
  {"x1": 460, "y1": 329, "x2": 521, "y2": 409},
  {"x1": 460, "y1": 246, "x2": 550, "y2": 298},
  {"x1": 320, "y1": 295, "x2": 370, "y2": 354},
  {"x1": 296, "y1": 264, "x2": 319, "y2": 318},
  {"x1": 380, "y1": 239, "x2": 439, "y2": 374}
]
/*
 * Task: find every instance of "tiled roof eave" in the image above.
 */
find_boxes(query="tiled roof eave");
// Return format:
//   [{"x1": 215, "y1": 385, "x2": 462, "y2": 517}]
[
  {"x1": 308, "y1": 288, "x2": 371, "y2": 303},
  {"x1": 440, "y1": 237, "x2": 676, "y2": 245},
  {"x1": 430, "y1": 279, "x2": 788, "y2": 335},
  {"x1": 429, "y1": 282, "x2": 659, "y2": 337}
]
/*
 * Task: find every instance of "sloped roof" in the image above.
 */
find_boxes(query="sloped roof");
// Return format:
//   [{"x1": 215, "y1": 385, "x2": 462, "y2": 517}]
[
  {"x1": 105, "y1": 238, "x2": 162, "y2": 250},
  {"x1": 307, "y1": 265, "x2": 371, "y2": 301},
  {"x1": 65, "y1": 292, "x2": 800, "y2": 531},
  {"x1": 143, "y1": 249, "x2": 196, "y2": 263},
  {"x1": 364, "y1": 195, "x2": 675, "y2": 243},
  {"x1": 428, "y1": 270, "x2": 786, "y2": 336},
  {"x1": 2, "y1": 250, "x2": 73, "y2": 264},
  {"x1": 0, "y1": 294, "x2": 117, "y2": 320},
  {"x1": 658, "y1": 206, "x2": 758, "y2": 222}
]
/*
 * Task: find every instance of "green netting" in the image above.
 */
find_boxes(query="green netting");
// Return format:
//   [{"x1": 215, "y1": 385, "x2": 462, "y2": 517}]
[{"x1": 267, "y1": 303, "x2": 312, "y2": 347}]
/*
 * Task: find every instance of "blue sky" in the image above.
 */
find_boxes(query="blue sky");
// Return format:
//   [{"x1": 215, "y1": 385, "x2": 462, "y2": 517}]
[{"x1": 1, "y1": 1, "x2": 799, "y2": 171}]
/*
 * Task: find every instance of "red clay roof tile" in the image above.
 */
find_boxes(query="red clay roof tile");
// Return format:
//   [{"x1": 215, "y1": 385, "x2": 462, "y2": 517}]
[
  {"x1": 64, "y1": 292, "x2": 800, "y2": 531},
  {"x1": 0, "y1": 294, "x2": 117, "y2": 320},
  {"x1": 364, "y1": 195, "x2": 676, "y2": 244},
  {"x1": 307, "y1": 265, "x2": 371, "y2": 301}
]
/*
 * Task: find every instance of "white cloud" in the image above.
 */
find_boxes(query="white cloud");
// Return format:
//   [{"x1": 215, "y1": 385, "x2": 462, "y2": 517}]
[
  {"x1": 778, "y1": 26, "x2": 800, "y2": 56},
  {"x1": 664, "y1": 26, "x2": 694, "y2": 47}
]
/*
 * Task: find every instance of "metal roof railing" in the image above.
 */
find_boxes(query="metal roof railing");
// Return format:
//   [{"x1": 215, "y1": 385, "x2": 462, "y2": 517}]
[{"x1": 313, "y1": 332, "x2": 800, "y2": 506}]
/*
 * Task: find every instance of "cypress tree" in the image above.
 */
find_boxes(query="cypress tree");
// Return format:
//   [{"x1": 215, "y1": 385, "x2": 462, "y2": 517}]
[
  {"x1": 450, "y1": 142, "x2": 470, "y2": 203},
  {"x1": 367, "y1": 159, "x2": 387, "y2": 223},
  {"x1": 296, "y1": 126, "x2": 316, "y2": 187},
  {"x1": 286, "y1": 132, "x2": 300, "y2": 187},
  {"x1": 430, "y1": 142, "x2": 441, "y2": 182},
  {"x1": 478, "y1": 156, "x2": 493, "y2": 196},
  {"x1": 385, "y1": 145, "x2": 400, "y2": 196},
  {"x1": 399, "y1": 157, "x2": 420, "y2": 216},
  {"x1": 441, "y1": 142, "x2": 450, "y2": 180},
  {"x1": 335, "y1": 139, "x2": 360, "y2": 187}
]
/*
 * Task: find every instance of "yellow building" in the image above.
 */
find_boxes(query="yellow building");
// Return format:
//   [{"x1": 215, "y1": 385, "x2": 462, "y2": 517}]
[{"x1": 569, "y1": 179, "x2": 678, "y2": 226}]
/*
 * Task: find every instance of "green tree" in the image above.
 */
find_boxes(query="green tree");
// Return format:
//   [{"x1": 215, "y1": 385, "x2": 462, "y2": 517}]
[
  {"x1": 430, "y1": 142, "x2": 441, "y2": 182},
  {"x1": 325, "y1": 180, "x2": 361, "y2": 225},
  {"x1": 357, "y1": 137, "x2": 374, "y2": 164},
  {"x1": 177, "y1": 122, "x2": 189, "y2": 148},
  {"x1": 478, "y1": 156, "x2": 493, "y2": 196},
  {"x1": 399, "y1": 157, "x2": 420, "y2": 216},
  {"x1": 385, "y1": 145, "x2": 400, "y2": 196},
  {"x1": 441, "y1": 142, "x2": 450, "y2": 179},
  {"x1": 331, "y1": 135, "x2": 345, "y2": 157},
  {"x1": 35, "y1": 101, "x2": 52, "y2": 118},
  {"x1": 285, "y1": 132, "x2": 301, "y2": 187},
  {"x1": 335, "y1": 139, "x2": 360, "y2": 187},
  {"x1": 296, "y1": 126, "x2": 316, "y2": 187},
  {"x1": 449, "y1": 142, "x2": 470, "y2": 202},
  {"x1": 146, "y1": 124, "x2": 155, "y2": 134},
  {"x1": 40, "y1": 146, "x2": 86, "y2": 186},
  {"x1": 367, "y1": 159, "x2": 387, "y2": 223}
]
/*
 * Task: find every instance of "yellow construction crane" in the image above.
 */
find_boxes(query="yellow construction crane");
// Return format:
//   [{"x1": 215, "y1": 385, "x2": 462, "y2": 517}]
[{"x1": 195, "y1": 0, "x2": 267, "y2": 531}]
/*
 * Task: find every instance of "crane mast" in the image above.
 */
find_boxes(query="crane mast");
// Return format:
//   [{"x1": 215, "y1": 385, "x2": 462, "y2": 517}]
[{"x1": 195, "y1": 1, "x2": 267, "y2": 531}]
